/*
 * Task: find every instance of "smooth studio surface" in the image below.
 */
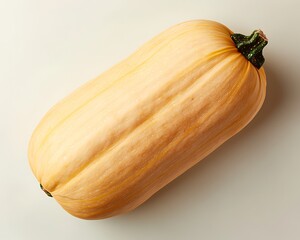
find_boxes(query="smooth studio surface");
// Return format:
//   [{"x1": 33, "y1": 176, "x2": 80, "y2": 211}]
[{"x1": 1, "y1": 0, "x2": 299, "y2": 239}]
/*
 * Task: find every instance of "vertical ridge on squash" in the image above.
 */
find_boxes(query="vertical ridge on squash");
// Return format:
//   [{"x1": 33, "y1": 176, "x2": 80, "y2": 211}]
[
  {"x1": 28, "y1": 20, "x2": 267, "y2": 219},
  {"x1": 53, "y1": 50, "x2": 237, "y2": 195}
]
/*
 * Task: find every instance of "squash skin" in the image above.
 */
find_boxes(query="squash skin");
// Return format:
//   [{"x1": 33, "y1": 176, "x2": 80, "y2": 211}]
[{"x1": 28, "y1": 20, "x2": 266, "y2": 219}]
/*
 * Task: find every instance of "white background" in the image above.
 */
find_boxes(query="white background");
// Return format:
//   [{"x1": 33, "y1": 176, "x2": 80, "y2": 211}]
[{"x1": 1, "y1": 0, "x2": 300, "y2": 239}]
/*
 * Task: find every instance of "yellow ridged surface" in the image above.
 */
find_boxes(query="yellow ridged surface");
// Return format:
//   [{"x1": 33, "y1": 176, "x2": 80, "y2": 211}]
[{"x1": 28, "y1": 20, "x2": 266, "y2": 219}]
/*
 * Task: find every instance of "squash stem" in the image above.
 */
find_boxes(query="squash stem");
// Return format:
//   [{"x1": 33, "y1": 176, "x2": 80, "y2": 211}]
[
  {"x1": 231, "y1": 29, "x2": 268, "y2": 69},
  {"x1": 40, "y1": 184, "x2": 53, "y2": 197}
]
